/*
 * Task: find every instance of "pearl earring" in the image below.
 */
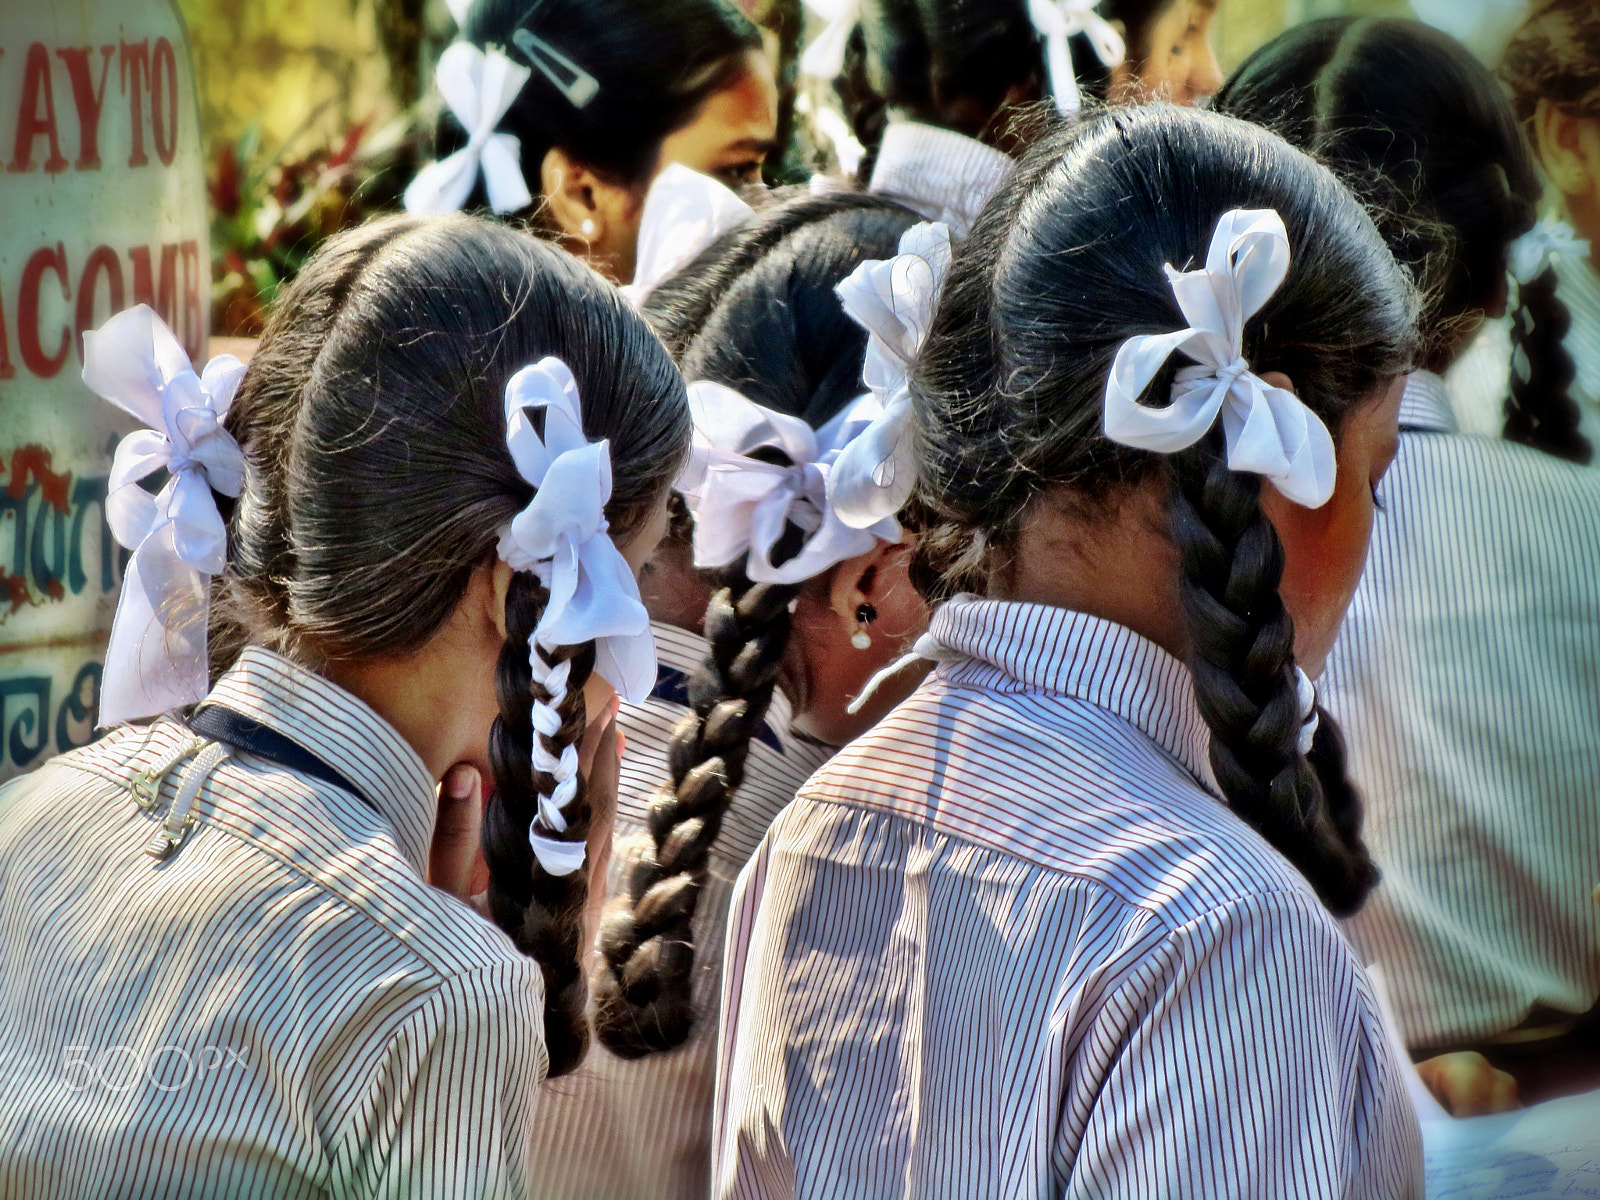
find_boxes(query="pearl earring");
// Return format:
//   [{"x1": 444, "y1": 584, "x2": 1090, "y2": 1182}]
[
  {"x1": 581, "y1": 218, "x2": 596, "y2": 237},
  {"x1": 851, "y1": 602, "x2": 877, "y2": 650}
]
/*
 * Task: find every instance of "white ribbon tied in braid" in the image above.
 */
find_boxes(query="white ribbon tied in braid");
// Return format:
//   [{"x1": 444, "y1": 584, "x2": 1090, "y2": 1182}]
[
  {"x1": 404, "y1": 43, "x2": 534, "y2": 216},
  {"x1": 1026, "y1": 0, "x2": 1126, "y2": 115},
  {"x1": 828, "y1": 220, "x2": 953, "y2": 530},
  {"x1": 82, "y1": 305, "x2": 247, "y2": 728},
  {"x1": 1508, "y1": 219, "x2": 1590, "y2": 287},
  {"x1": 799, "y1": 0, "x2": 860, "y2": 80},
  {"x1": 1104, "y1": 208, "x2": 1337, "y2": 510},
  {"x1": 1294, "y1": 665, "x2": 1320, "y2": 756},
  {"x1": 621, "y1": 163, "x2": 754, "y2": 308},
  {"x1": 677, "y1": 382, "x2": 900, "y2": 585},
  {"x1": 498, "y1": 358, "x2": 656, "y2": 876}
]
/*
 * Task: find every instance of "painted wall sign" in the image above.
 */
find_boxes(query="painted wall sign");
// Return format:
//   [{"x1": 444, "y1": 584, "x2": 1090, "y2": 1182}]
[{"x1": 0, "y1": 0, "x2": 208, "y2": 781}]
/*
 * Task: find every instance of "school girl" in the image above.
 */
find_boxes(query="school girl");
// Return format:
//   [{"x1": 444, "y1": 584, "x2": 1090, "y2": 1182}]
[
  {"x1": 0, "y1": 214, "x2": 689, "y2": 1197},
  {"x1": 1219, "y1": 17, "x2": 1600, "y2": 1107},
  {"x1": 1497, "y1": 0, "x2": 1600, "y2": 463},
  {"x1": 407, "y1": 0, "x2": 775, "y2": 283},
  {"x1": 713, "y1": 104, "x2": 1424, "y2": 1197},
  {"x1": 804, "y1": 0, "x2": 1222, "y2": 236},
  {"x1": 526, "y1": 186, "x2": 943, "y2": 1198}
]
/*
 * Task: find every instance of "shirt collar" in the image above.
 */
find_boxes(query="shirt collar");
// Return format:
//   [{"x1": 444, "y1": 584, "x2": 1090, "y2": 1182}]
[
  {"x1": 203, "y1": 647, "x2": 437, "y2": 876},
  {"x1": 650, "y1": 619, "x2": 801, "y2": 738},
  {"x1": 867, "y1": 120, "x2": 1015, "y2": 238},
  {"x1": 1399, "y1": 370, "x2": 1459, "y2": 434},
  {"x1": 927, "y1": 598, "x2": 1217, "y2": 792}
]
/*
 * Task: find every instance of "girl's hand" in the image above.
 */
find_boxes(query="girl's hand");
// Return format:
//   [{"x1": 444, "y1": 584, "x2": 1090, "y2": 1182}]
[
  {"x1": 431, "y1": 764, "x2": 489, "y2": 905},
  {"x1": 1416, "y1": 1051, "x2": 1520, "y2": 1116}
]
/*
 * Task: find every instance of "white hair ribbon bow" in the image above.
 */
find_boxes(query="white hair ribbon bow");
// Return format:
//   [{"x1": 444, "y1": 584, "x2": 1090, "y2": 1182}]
[
  {"x1": 1103, "y1": 208, "x2": 1337, "y2": 509},
  {"x1": 497, "y1": 358, "x2": 656, "y2": 876},
  {"x1": 1509, "y1": 220, "x2": 1591, "y2": 286},
  {"x1": 677, "y1": 381, "x2": 899, "y2": 585},
  {"x1": 404, "y1": 43, "x2": 534, "y2": 216},
  {"x1": 621, "y1": 164, "x2": 754, "y2": 308},
  {"x1": 827, "y1": 221, "x2": 953, "y2": 530},
  {"x1": 800, "y1": 0, "x2": 860, "y2": 80},
  {"x1": 81, "y1": 305, "x2": 248, "y2": 728},
  {"x1": 1026, "y1": 0, "x2": 1126, "y2": 115}
]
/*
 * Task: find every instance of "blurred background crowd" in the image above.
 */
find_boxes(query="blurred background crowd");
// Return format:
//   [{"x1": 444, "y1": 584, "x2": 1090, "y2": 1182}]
[{"x1": 189, "y1": 0, "x2": 1422, "y2": 337}]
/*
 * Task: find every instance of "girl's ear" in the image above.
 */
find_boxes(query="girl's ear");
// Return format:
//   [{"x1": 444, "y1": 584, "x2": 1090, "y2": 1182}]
[
  {"x1": 1259, "y1": 369, "x2": 1296, "y2": 395},
  {"x1": 538, "y1": 146, "x2": 645, "y2": 282},
  {"x1": 489, "y1": 559, "x2": 515, "y2": 641},
  {"x1": 1533, "y1": 98, "x2": 1600, "y2": 200},
  {"x1": 825, "y1": 539, "x2": 915, "y2": 631},
  {"x1": 541, "y1": 146, "x2": 605, "y2": 245}
]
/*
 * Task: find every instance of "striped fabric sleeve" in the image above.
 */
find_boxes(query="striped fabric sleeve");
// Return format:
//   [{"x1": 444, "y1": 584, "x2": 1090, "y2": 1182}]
[
  {"x1": 1067, "y1": 893, "x2": 1422, "y2": 1200},
  {"x1": 328, "y1": 961, "x2": 547, "y2": 1200}
]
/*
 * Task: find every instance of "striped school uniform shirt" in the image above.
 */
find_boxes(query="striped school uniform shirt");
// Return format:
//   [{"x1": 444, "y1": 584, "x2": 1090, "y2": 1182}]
[
  {"x1": 867, "y1": 120, "x2": 1015, "y2": 239},
  {"x1": 0, "y1": 647, "x2": 546, "y2": 1199},
  {"x1": 527, "y1": 621, "x2": 833, "y2": 1199},
  {"x1": 1321, "y1": 371, "x2": 1600, "y2": 1050},
  {"x1": 713, "y1": 598, "x2": 1423, "y2": 1200}
]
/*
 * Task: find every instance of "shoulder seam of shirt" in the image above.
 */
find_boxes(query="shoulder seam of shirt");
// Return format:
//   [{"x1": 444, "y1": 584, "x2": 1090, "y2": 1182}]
[
  {"x1": 780, "y1": 789, "x2": 1307, "y2": 935},
  {"x1": 56, "y1": 754, "x2": 515, "y2": 984}
]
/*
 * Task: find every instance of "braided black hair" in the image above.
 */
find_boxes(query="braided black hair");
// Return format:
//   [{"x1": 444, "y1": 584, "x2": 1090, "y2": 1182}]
[
  {"x1": 213, "y1": 213, "x2": 691, "y2": 1075},
  {"x1": 591, "y1": 191, "x2": 921, "y2": 1055},
  {"x1": 909, "y1": 108, "x2": 1417, "y2": 914}
]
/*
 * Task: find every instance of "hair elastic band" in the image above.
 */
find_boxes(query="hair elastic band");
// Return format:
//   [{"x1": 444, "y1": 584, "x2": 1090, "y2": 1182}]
[
  {"x1": 1103, "y1": 207, "x2": 1337, "y2": 509},
  {"x1": 82, "y1": 306, "x2": 248, "y2": 729},
  {"x1": 497, "y1": 358, "x2": 656, "y2": 875}
]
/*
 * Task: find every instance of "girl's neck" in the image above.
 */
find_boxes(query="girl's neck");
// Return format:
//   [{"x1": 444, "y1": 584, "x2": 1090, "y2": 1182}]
[{"x1": 993, "y1": 483, "x2": 1189, "y2": 662}]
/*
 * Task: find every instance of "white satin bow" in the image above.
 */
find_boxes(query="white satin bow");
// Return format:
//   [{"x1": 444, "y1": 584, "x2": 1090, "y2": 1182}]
[
  {"x1": 678, "y1": 381, "x2": 900, "y2": 585},
  {"x1": 1103, "y1": 208, "x2": 1337, "y2": 509},
  {"x1": 800, "y1": 0, "x2": 860, "y2": 80},
  {"x1": 404, "y1": 43, "x2": 533, "y2": 216},
  {"x1": 81, "y1": 305, "x2": 248, "y2": 728},
  {"x1": 1509, "y1": 220, "x2": 1591, "y2": 286},
  {"x1": 828, "y1": 221, "x2": 953, "y2": 530},
  {"x1": 621, "y1": 164, "x2": 754, "y2": 307},
  {"x1": 497, "y1": 358, "x2": 656, "y2": 875},
  {"x1": 1026, "y1": 0, "x2": 1126, "y2": 114}
]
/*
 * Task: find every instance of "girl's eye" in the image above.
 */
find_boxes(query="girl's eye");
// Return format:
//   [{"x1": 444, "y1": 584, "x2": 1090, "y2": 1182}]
[{"x1": 714, "y1": 161, "x2": 762, "y2": 187}]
